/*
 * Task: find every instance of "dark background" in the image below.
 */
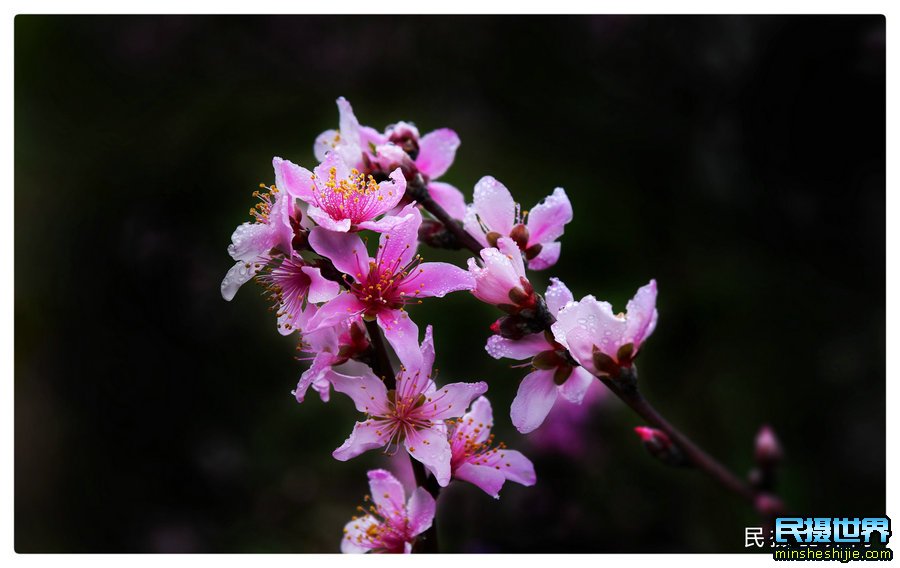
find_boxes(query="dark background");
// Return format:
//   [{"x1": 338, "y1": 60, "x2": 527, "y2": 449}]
[{"x1": 15, "y1": 15, "x2": 886, "y2": 553}]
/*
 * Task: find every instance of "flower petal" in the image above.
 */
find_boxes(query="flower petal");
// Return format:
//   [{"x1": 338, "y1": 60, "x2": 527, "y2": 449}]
[
  {"x1": 293, "y1": 351, "x2": 339, "y2": 403},
  {"x1": 308, "y1": 226, "x2": 368, "y2": 281},
  {"x1": 377, "y1": 309, "x2": 422, "y2": 373},
  {"x1": 341, "y1": 514, "x2": 378, "y2": 554},
  {"x1": 427, "y1": 181, "x2": 466, "y2": 220},
  {"x1": 458, "y1": 395, "x2": 494, "y2": 444},
  {"x1": 485, "y1": 333, "x2": 549, "y2": 361},
  {"x1": 624, "y1": 279, "x2": 658, "y2": 350},
  {"x1": 335, "y1": 97, "x2": 363, "y2": 166},
  {"x1": 428, "y1": 381, "x2": 489, "y2": 420},
  {"x1": 551, "y1": 295, "x2": 623, "y2": 359},
  {"x1": 558, "y1": 366, "x2": 596, "y2": 404},
  {"x1": 306, "y1": 293, "x2": 365, "y2": 333},
  {"x1": 377, "y1": 205, "x2": 420, "y2": 269},
  {"x1": 454, "y1": 462, "x2": 506, "y2": 499},
  {"x1": 220, "y1": 259, "x2": 262, "y2": 301},
  {"x1": 307, "y1": 205, "x2": 353, "y2": 232},
  {"x1": 404, "y1": 426, "x2": 453, "y2": 486},
  {"x1": 367, "y1": 469, "x2": 407, "y2": 519},
  {"x1": 328, "y1": 367, "x2": 390, "y2": 416},
  {"x1": 493, "y1": 449, "x2": 536, "y2": 487},
  {"x1": 510, "y1": 369, "x2": 559, "y2": 434},
  {"x1": 544, "y1": 277, "x2": 575, "y2": 317},
  {"x1": 525, "y1": 241, "x2": 561, "y2": 271},
  {"x1": 472, "y1": 176, "x2": 516, "y2": 236},
  {"x1": 273, "y1": 156, "x2": 315, "y2": 201},
  {"x1": 416, "y1": 128, "x2": 460, "y2": 179},
  {"x1": 421, "y1": 325, "x2": 435, "y2": 379},
  {"x1": 397, "y1": 262, "x2": 474, "y2": 298},
  {"x1": 314, "y1": 129, "x2": 340, "y2": 163},
  {"x1": 227, "y1": 221, "x2": 275, "y2": 262},
  {"x1": 300, "y1": 266, "x2": 341, "y2": 304},
  {"x1": 463, "y1": 204, "x2": 489, "y2": 248},
  {"x1": 526, "y1": 187, "x2": 572, "y2": 246},
  {"x1": 405, "y1": 487, "x2": 436, "y2": 537},
  {"x1": 333, "y1": 419, "x2": 392, "y2": 461}
]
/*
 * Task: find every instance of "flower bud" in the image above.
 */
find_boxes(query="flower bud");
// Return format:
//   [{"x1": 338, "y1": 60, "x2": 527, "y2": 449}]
[
  {"x1": 634, "y1": 427, "x2": 687, "y2": 467},
  {"x1": 755, "y1": 425, "x2": 783, "y2": 466}
]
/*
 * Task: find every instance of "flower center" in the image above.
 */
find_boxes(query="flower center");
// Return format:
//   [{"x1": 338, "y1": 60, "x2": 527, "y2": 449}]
[
  {"x1": 313, "y1": 166, "x2": 388, "y2": 224},
  {"x1": 249, "y1": 183, "x2": 279, "y2": 224}
]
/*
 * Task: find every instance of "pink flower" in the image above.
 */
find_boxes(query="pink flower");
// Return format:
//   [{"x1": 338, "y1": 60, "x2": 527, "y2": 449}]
[
  {"x1": 463, "y1": 176, "x2": 573, "y2": 270},
  {"x1": 292, "y1": 315, "x2": 370, "y2": 403},
  {"x1": 326, "y1": 326, "x2": 488, "y2": 486},
  {"x1": 254, "y1": 254, "x2": 341, "y2": 336},
  {"x1": 466, "y1": 237, "x2": 535, "y2": 309},
  {"x1": 341, "y1": 469, "x2": 435, "y2": 554},
  {"x1": 551, "y1": 280, "x2": 658, "y2": 377},
  {"x1": 314, "y1": 97, "x2": 467, "y2": 220},
  {"x1": 220, "y1": 164, "x2": 301, "y2": 301},
  {"x1": 272, "y1": 151, "x2": 407, "y2": 233},
  {"x1": 486, "y1": 278, "x2": 597, "y2": 433},
  {"x1": 448, "y1": 396, "x2": 536, "y2": 498},
  {"x1": 306, "y1": 204, "x2": 474, "y2": 371}
]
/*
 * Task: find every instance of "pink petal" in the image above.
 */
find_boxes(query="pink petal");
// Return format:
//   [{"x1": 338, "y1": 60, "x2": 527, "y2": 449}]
[
  {"x1": 377, "y1": 309, "x2": 422, "y2": 373},
  {"x1": 623, "y1": 279, "x2": 658, "y2": 350},
  {"x1": 377, "y1": 205, "x2": 420, "y2": 269},
  {"x1": 510, "y1": 369, "x2": 559, "y2": 434},
  {"x1": 328, "y1": 368, "x2": 390, "y2": 415},
  {"x1": 335, "y1": 97, "x2": 363, "y2": 166},
  {"x1": 472, "y1": 176, "x2": 516, "y2": 236},
  {"x1": 220, "y1": 260, "x2": 262, "y2": 301},
  {"x1": 306, "y1": 293, "x2": 365, "y2": 333},
  {"x1": 525, "y1": 241, "x2": 561, "y2": 271},
  {"x1": 463, "y1": 204, "x2": 489, "y2": 248},
  {"x1": 308, "y1": 227, "x2": 368, "y2": 281},
  {"x1": 293, "y1": 351, "x2": 338, "y2": 403},
  {"x1": 341, "y1": 514, "x2": 378, "y2": 554},
  {"x1": 427, "y1": 381, "x2": 489, "y2": 420},
  {"x1": 459, "y1": 395, "x2": 494, "y2": 444},
  {"x1": 558, "y1": 366, "x2": 596, "y2": 404},
  {"x1": 497, "y1": 236, "x2": 527, "y2": 277},
  {"x1": 405, "y1": 487, "x2": 436, "y2": 537},
  {"x1": 493, "y1": 449, "x2": 536, "y2": 487},
  {"x1": 544, "y1": 277, "x2": 574, "y2": 317},
  {"x1": 307, "y1": 206, "x2": 353, "y2": 232},
  {"x1": 427, "y1": 181, "x2": 466, "y2": 220},
  {"x1": 551, "y1": 295, "x2": 624, "y2": 359},
  {"x1": 333, "y1": 419, "x2": 392, "y2": 461},
  {"x1": 454, "y1": 462, "x2": 506, "y2": 499},
  {"x1": 367, "y1": 469, "x2": 407, "y2": 519},
  {"x1": 526, "y1": 187, "x2": 572, "y2": 246},
  {"x1": 416, "y1": 128, "x2": 460, "y2": 179},
  {"x1": 313, "y1": 129, "x2": 340, "y2": 163},
  {"x1": 273, "y1": 156, "x2": 315, "y2": 201},
  {"x1": 485, "y1": 333, "x2": 549, "y2": 361},
  {"x1": 300, "y1": 266, "x2": 341, "y2": 303},
  {"x1": 404, "y1": 426, "x2": 453, "y2": 486},
  {"x1": 397, "y1": 262, "x2": 474, "y2": 299},
  {"x1": 420, "y1": 325, "x2": 435, "y2": 379},
  {"x1": 227, "y1": 221, "x2": 275, "y2": 262},
  {"x1": 355, "y1": 214, "x2": 408, "y2": 234},
  {"x1": 373, "y1": 168, "x2": 407, "y2": 214}
]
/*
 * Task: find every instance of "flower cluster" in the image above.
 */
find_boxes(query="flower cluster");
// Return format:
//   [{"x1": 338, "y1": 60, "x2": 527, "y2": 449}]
[{"x1": 221, "y1": 97, "x2": 660, "y2": 553}]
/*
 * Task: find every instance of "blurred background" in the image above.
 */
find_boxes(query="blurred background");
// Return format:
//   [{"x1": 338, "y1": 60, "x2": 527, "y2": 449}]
[{"x1": 15, "y1": 15, "x2": 885, "y2": 553}]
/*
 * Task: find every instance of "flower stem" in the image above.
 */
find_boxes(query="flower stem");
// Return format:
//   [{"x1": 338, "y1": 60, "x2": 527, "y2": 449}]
[
  {"x1": 363, "y1": 319, "x2": 441, "y2": 553},
  {"x1": 408, "y1": 176, "x2": 484, "y2": 254},
  {"x1": 599, "y1": 373, "x2": 756, "y2": 503}
]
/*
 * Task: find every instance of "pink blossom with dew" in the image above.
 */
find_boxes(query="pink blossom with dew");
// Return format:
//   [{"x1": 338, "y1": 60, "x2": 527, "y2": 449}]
[
  {"x1": 272, "y1": 151, "x2": 407, "y2": 233},
  {"x1": 341, "y1": 469, "x2": 435, "y2": 554},
  {"x1": 448, "y1": 396, "x2": 536, "y2": 498},
  {"x1": 220, "y1": 161, "x2": 304, "y2": 301},
  {"x1": 326, "y1": 326, "x2": 488, "y2": 486},
  {"x1": 291, "y1": 314, "x2": 370, "y2": 403},
  {"x1": 305, "y1": 203, "x2": 474, "y2": 371},
  {"x1": 466, "y1": 237, "x2": 535, "y2": 308},
  {"x1": 463, "y1": 176, "x2": 573, "y2": 270},
  {"x1": 486, "y1": 277, "x2": 597, "y2": 433},
  {"x1": 550, "y1": 280, "x2": 658, "y2": 377},
  {"x1": 314, "y1": 97, "x2": 467, "y2": 220}
]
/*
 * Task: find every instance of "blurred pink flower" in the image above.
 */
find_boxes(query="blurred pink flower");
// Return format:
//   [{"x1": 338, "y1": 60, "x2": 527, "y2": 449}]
[
  {"x1": 463, "y1": 176, "x2": 572, "y2": 270},
  {"x1": 486, "y1": 278, "x2": 597, "y2": 433},
  {"x1": 314, "y1": 97, "x2": 466, "y2": 220},
  {"x1": 341, "y1": 469, "x2": 435, "y2": 554},
  {"x1": 306, "y1": 204, "x2": 473, "y2": 371},
  {"x1": 551, "y1": 280, "x2": 658, "y2": 377},
  {"x1": 327, "y1": 326, "x2": 487, "y2": 486},
  {"x1": 528, "y1": 380, "x2": 607, "y2": 458},
  {"x1": 448, "y1": 396, "x2": 536, "y2": 498}
]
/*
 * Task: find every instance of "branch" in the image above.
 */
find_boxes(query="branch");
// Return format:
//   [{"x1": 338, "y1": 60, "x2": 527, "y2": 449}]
[{"x1": 408, "y1": 175, "x2": 483, "y2": 254}]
